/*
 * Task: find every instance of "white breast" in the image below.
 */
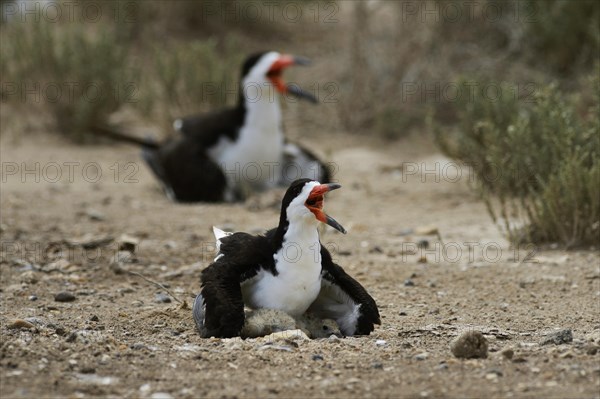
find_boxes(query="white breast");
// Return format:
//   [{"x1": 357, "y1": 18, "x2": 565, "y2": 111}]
[
  {"x1": 242, "y1": 226, "x2": 323, "y2": 316},
  {"x1": 208, "y1": 95, "x2": 284, "y2": 199}
]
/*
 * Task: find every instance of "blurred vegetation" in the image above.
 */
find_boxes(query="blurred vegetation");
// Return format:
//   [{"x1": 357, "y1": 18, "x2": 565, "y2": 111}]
[
  {"x1": 140, "y1": 38, "x2": 243, "y2": 132},
  {"x1": 525, "y1": 0, "x2": 600, "y2": 74},
  {"x1": 0, "y1": 0, "x2": 321, "y2": 141},
  {"x1": 0, "y1": 16, "x2": 137, "y2": 142},
  {"x1": 433, "y1": 75, "x2": 600, "y2": 248},
  {"x1": 339, "y1": 0, "x2": 600, "y2": 138}
]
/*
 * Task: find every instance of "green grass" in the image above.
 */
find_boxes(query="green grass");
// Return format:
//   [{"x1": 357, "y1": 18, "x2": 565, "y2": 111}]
[{"x1": 433, "y1": 75, "x2": 600, "y2": 248}]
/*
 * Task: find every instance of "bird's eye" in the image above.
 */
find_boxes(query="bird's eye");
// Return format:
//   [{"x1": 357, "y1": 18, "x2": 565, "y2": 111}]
[{"x1": 322, "y1": 325, "x2": 328, "y2": 330}]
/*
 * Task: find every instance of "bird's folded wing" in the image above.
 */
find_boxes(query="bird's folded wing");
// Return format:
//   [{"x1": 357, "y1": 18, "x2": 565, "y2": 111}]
[
  {"x1": 198, "y1": 233, "x2": 274, "y2": 338},
  {"x1": 308, "y1": 249, "x2": 380, "y2": 336},
  {"x1": 199, "y1": 258, "x2": 246, "y2": 338},
  {"x1": 174, "y1": 107, "x2": 243, "y2": 147}
]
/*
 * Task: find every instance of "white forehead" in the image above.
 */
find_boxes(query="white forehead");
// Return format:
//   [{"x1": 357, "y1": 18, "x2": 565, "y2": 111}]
[{"x1": 246, "y1": 51, "x2": 280, "y2": 79}]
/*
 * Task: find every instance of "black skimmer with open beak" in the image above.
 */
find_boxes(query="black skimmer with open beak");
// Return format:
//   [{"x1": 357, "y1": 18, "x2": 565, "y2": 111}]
[
  {"x1": 161, "y1": 51, "x2": 330, "y2": 202},
  {"x1": 96, "y1": 51, "x2": 330, "y2": 202},
  {"x1": 193, "y1": 179, "x2": 380, "y2": 338}
]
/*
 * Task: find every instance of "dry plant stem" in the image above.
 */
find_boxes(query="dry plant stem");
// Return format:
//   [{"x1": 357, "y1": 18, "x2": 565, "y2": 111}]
[{"x1": 126, "y1": 270, "x2": 187, "y2": 307}]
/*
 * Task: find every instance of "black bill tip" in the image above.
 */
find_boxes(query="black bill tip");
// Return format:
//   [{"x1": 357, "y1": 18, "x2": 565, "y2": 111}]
[
  {"x1": 326, "y1": 215, "x2": 347, "y2": 234},
  {"x1": 287, "y1": 84, "x2": 318, "y2": 104},
  {"x1": 292, "y1": 56, "x2": 312, "y2": 66}
]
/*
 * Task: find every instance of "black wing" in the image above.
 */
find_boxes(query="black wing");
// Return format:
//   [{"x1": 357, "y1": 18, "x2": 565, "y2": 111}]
[
  {"x1": 196, "y1": 232, "x2": 275, "y2": 338},
  {"x1": 308, "y1": 247, "x2": 380, "y2": 336},
  {"x1": 174, "y1": 106, "x2": 245, "y2": 148},
  {"x1": 147, "y1": 137, "x2": 228, "y2": 203}
]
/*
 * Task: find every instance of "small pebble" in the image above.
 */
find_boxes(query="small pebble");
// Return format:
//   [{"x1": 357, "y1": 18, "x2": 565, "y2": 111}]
[
  {"x1": 487, "y1": 368, "x2": 503, "y2": 377},
  {"x1": 118, "y1": 234, "x2": 138, "y2": 252},
  {"x1": 90, "y1": 315, "x2": 99, "y2": 322},
  {"x1": 109, "y1": 261, "x2": 125, "y2": 275},
  {"x1": 372, "y1": 362, "x2": 384, "y2": 369},
  {"x1": 312, "y1": 354, "x2": 324, "y2": 361},
  {"x1": 451, "y1": 330, "x2": 488, "y2": 359},
  {"x1": 369, "y1": 246, "x2": 383, "y2": 254},
  {"x1": 80, "y1": 366, "x2": 96, "y2": 374},
  {"x1": 435, "y1": 362, "x2": 448, "y2": 370},
  {"x1": 131, "y1": 342, "x2": 147, "y2": 350},
  {"x1": 415, "y1": 352, "x2": 429, "y2": 361},
  {"x1": 66, "y1": 332, "x2": 78, "y2": 343},
  {"x1": 155, "y1": 293, "x2": 172, "y2": 304},
  {"x1": 28, "y1": 295, "x2": 38, "y2": 301},
  {"x1": 540, "y1": 329, "x2": 573, "y2": 346},
  {"x1": 54, "y1": 292, "x2": 76, "y2": 302},
  {"x1": 375, "y1": 339, "x2": 387, "y2": 346},
  {"x1": 500, "y1": 347, "x2": 514, "y2": 360},
  {"x1": 86, "y1": 209, "x2": 105, "y2": 221},
  {"x1": 8, "y1": 319, "x2": 35, "y2": 330},
  {"x1": 54, "y1": 326, "x2": 67, "y2": 336},
  {"x1": 150, "y1": 393, "x2": 174, "y2": 399},
  {"x1": 404, "y1": 279, "x2": 415, "y2": 287}
]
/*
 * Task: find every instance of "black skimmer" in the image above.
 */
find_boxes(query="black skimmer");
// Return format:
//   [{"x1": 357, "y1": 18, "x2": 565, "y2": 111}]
[
  {"x1": 193, "y1": 178, "x2": 380, "y2": 338},
  {"x1": 161, "y1": 51, "x2": 330, "y2": 202},
  {"x1": 95, "y1": 51, "x2": 330, "y2": 202}
]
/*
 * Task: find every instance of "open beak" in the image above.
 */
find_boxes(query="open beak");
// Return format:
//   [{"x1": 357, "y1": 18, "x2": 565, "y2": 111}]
[
  {"x1": 267, "y1": 55, "x2": 318, "y2": 104},
  {"x1": 305, "y1": 183, "x2": 346, "y2": 234}
]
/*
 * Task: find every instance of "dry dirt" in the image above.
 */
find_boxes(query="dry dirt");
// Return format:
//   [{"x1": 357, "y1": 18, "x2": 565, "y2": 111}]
[{"x1": 1, "y1": 133, "x2": 599, "y2": 399}]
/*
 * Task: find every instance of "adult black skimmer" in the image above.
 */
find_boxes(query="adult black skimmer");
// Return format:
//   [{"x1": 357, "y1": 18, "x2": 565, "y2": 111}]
[
  {"x1": 158, "y1": 51, "x2": 330, "y2": 202},
  {"x1": 193, "y1": 179, "x2": 380, "y2": 338},
  {"x1": 95, "y1": 51, "x2": 330, "y2": 202}
]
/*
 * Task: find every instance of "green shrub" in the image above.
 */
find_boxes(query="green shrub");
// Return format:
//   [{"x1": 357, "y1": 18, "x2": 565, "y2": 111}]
[
  {"x1": 524, "y1": 0, "x2": 600, "y2": 73},
  {"x1": 434, "y1": 76, "x2": 600, "y2": 248},
  {"x1": 1, "y1": 18, "x2": 137, "y2": 142}
]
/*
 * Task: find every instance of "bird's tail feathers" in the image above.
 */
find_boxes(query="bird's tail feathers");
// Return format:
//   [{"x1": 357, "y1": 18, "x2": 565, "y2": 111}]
[
  {"x1": 212, "y1": 226, "x2": 233, "y2": 252},
  {"x1": 91, "y1": 125, "x2": 160, "y2": 149}
]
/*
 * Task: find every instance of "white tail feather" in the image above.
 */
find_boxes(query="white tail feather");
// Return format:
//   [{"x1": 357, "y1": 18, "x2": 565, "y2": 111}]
[{"x1": 212, "y1": 226, "x2": 233, "y2": 253}]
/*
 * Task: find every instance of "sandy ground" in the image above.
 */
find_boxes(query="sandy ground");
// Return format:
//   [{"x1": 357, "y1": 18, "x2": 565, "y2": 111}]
[{"x1": 1, "y1": 133, "x2": 599, "y2": 399}]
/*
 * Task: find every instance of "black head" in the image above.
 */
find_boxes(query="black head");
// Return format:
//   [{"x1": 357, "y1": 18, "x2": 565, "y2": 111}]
[
  {"x1": 237, "y1": 52, "x2": 317, "y2": 105},
  {"x1": 241, "y1": 51, "x2": 269, "y2": 79},
  {"x1": 276, "y1": 179, "x2": 346, "y2": 238}
]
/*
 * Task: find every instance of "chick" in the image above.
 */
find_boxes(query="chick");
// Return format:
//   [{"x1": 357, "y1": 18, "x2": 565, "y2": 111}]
[
  {"x1": 241, "y1": 308, "x2": 341, "y2": 339},
  {"x1": 295, "y1": 313, "x2": 341, "y2": 338}
]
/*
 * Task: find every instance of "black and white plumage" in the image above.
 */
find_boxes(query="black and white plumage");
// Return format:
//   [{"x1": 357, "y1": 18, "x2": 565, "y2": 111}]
[
  {"x1": 193, "y1": 179, "x2": 380, "y2": 338},
  {"x1": 151, "y1": 51, "x2": 330, "y2": 202}
]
